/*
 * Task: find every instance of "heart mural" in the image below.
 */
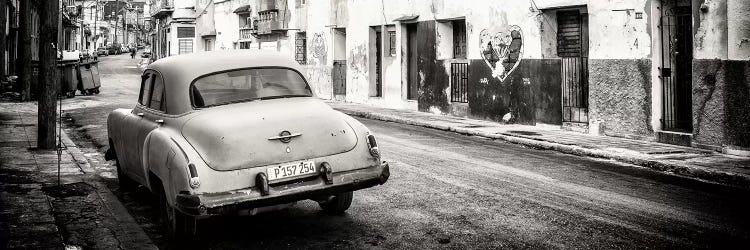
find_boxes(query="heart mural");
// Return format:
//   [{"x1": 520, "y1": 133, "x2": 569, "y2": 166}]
[{"x1": 479, "y1": 25, "x2": 524, "y2": 82}]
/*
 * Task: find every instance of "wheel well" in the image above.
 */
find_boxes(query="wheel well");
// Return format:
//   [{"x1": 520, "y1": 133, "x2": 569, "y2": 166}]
[{"x1": 149, "y1": 171, "x2": 164, "y2": 194}]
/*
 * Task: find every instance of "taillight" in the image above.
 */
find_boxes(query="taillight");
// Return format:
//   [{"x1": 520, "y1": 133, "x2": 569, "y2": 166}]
[
  {"x1": 188, "y1": 163, "x2": 200, "y2": 189},
  {"x1": 367, "y1": 134, "x2": 380, "y2": 158}
]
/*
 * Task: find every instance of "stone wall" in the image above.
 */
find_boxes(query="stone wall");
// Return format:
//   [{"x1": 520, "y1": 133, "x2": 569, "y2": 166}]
[{"x1": 589, "y1": 59, "x2": 653, "y2": 139}]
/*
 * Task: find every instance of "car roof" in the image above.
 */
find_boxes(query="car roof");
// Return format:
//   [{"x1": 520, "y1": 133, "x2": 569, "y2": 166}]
[{"x1": 145, "y1": 50, "x2": 312, "y2": 115}]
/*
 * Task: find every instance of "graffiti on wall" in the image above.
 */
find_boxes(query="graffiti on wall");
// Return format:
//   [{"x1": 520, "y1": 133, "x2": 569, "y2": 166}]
[
  {"x1": 310, "y1": 33, "x2": 327, "y2": 62},
  {"x1": 479, "y1": 25, "x2": 523, "y2": 82}
]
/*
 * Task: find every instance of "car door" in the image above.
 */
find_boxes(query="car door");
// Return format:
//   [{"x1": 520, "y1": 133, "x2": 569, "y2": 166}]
[
  {"x1": 131, "y1": 70, "x2": 167, "y2": 183},
  {"x1": 119, "y1": 72, "x2": 154, "y2": 178}
]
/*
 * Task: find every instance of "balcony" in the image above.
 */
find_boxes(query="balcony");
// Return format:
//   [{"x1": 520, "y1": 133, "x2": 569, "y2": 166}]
[
  {"x1": 256, "y1": 20, "x2": 283, "y2": 35},
  {"x1": 239, "y1": 27, "x2": 256, "y2": 40},
  {"x1": 150, "y1": 0, "x2": 174, "y2": 18}
]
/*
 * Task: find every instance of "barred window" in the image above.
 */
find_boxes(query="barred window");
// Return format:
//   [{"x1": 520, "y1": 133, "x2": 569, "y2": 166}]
[
  {"x1": 295, "y1": 32, "x2": 307, "y2": 65},
  {"x1": 388, "y1": 31, "x2": 396, "y2": 56},
  {"x1": 179, "y1": 39, "x2": 193, "y2": 55}
]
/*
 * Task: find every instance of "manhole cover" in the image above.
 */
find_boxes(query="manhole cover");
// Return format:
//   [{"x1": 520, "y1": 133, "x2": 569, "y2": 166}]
[
  {"x1": 506, "y1": 130, "x2": 542, "y2": 136},
  {"x1": 42, "y1": 182, "x2": 94, "y2": 198}
]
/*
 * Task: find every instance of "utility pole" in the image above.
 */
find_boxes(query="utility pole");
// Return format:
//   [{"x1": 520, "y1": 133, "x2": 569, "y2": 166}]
[
  {"x1": 94, "y1": 0, "x2": 98, "y2": 48},
  {"x1": 0, "y1": 0, "x2": 6, "y2": 79},
  {"x1": 17, "y1": 0, "x2": 31, "y2": 101},
  {"x1": 38, "y1": 0, "x2": 60, "y2": 149}
]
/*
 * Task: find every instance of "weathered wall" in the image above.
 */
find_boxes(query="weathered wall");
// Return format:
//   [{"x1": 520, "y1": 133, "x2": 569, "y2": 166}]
[
  {"x1": 468, "y1": 59, "x2": 562, "y2": 125},
  {"x1": 589, "y1": 59, "x2": 654, "y2": 139},
  {"x1": 691, "y1": 0, "x2": 750, "y2": 151},
  {"x1": 302, "y1": 0, "x2": 333, "y2": 99},
  {"x1": 693, "y1": 60, "x2": 750, "y2": 149}
]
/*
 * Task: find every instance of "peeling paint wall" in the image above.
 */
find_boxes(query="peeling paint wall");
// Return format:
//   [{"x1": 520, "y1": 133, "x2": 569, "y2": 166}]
[
  {"x1": 302, "y1": 0, "x2": 333, "y2": 99},
  {"x1": 691, "y1": 0, "x2": 750, "y2": 151}
]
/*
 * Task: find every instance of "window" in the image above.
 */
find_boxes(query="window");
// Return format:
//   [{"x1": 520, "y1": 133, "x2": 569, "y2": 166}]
[
  {"x1": 388, "y1": 31, "x2": 396, "y2": 56},
  {"x1": 191, "y1": 68, "x2": 313, "y2": 108},
  {"x1": 149, "y1": 74, "x2": 165, "y2": 111},
  {"x1": 177, "y1": 27, "x2": 195, "y2": 38},
  {"x1": 295, "y1": 32, "x2": 307, "y2": 65},
  {"x1": 452, "y1": 19, "x2": 467, "y2": 58},
  {"x1": 179, "y1": 39, "x2": 193, "y2": 54},
  {"x1": 139, "y1": 73, "x2": 154, "y2": 106},
  {"x1": 239, "y1": 41, "x2": 252, "y2": 49}
]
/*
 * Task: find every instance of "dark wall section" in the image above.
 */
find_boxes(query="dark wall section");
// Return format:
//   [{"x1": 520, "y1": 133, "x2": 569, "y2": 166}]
[
  {"x1": 589, "y1": 59, "x2": 653, "y2": 139},
  {"x1": 693, "y1": 59, "x2": 750, "y2": 149},
  {"x1": 467, "y1": 59, "x2": 561, "y2": 125},
  {"x1": 416, "y1": 21, "x2": 450, "y2": 114}
]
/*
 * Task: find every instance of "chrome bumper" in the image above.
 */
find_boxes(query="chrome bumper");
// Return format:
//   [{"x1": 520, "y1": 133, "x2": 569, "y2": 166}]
[{"x1": 175, "y1": 161, "x2": 390, "y2": 216}]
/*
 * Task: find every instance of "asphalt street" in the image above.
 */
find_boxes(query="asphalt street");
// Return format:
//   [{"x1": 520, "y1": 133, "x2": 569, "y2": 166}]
[{"x1": 59, "y1": 53, "x2": 750, "y2": 249}]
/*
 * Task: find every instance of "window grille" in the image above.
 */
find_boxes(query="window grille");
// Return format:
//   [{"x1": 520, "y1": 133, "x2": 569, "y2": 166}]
[
  {"x1": 178, "y1": 39, "x2": 193, "y2": 54},
  {"x1": 388, "y1": 31, "x2": 397, "y2": 56},
  {"x1": 177, "y1": 27, "x2": 195, "y2": 38},
  {"x1": 295, "y1": 32, "x2": 307, "y2": 64}
]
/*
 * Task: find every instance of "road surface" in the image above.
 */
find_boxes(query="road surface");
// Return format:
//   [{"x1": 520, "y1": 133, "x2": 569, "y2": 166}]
[{"x1": 60, "y1": 53, "x2": 750, "y2": 249}]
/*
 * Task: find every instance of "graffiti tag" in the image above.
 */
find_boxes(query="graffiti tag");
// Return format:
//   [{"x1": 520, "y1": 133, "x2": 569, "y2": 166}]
[{"x1": 479, "y1": 25, "x2": 523, "y2": 82}]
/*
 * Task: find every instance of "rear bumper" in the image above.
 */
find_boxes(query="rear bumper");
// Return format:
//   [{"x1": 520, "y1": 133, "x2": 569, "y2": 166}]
[{"x1": 175, "y1": 161, "x2": 390, "y2": 216}]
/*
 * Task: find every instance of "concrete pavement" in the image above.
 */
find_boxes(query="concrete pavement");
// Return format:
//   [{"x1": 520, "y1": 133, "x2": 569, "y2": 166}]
[
  {"x1": 328, "y1": 101, "x2": 750, "y2": 189},
  {"x1": 0, "y1": 100, "x2": 156, "y2": 249}
]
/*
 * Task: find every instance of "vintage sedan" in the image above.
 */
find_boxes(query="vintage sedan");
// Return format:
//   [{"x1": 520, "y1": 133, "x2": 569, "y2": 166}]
[{"x1": 105, "y1": 50, "x2": 390, "y2": 237}]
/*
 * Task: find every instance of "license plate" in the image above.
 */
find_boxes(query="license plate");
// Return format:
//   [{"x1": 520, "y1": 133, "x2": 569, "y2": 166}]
[{"x1": 267, "y1": 161, "x2": 316, "y2": 181}]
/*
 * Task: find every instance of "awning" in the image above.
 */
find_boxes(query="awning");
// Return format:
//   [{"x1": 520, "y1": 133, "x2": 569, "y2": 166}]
[
  {"x1": 393, "y1": 15, "x2": 419, "y2": 22},
  {"x1": 234, "y1": 5, "x2": 251, "y2": 13},
  {"x1": 201, "y1": 30, "x2": 217, "y2": 37}
]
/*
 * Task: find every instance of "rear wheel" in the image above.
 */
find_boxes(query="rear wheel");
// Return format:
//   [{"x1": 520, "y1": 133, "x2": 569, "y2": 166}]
[
  {"x1": 157, "y1": 183, "x2": 197, "y2": 240},
  {"x1": 111, "y1": 145, "x2": 136, "y2": 191},
  {"x1": 115, "y1": 157, "x2": 136, "y2": 191},
  {"x1": 318, "y1": 191, "x2": 353, "y2": 214}
]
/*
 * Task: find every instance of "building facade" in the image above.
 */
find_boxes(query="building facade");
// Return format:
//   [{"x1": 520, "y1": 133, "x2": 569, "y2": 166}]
[{"x1": 148, "y1": 0, "x2": 750, "y2": 155}]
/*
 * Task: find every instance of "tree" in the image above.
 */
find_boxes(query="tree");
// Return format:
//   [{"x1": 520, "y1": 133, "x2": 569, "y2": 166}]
[
  {"x1": 38, "y1": 0, "x2": 60, "y2": 149},
  {"x1": 17, "y1": 0, "x2": 32, "y2": 101}
]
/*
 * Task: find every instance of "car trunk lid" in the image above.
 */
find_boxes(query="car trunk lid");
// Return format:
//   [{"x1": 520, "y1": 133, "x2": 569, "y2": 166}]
[{"x1": 181, "y1": 98, "x2": 358, "y2": 171}]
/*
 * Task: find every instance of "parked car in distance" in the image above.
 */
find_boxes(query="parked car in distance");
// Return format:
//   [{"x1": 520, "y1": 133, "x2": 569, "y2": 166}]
[
  {"x1": 141, "y1": 50, "x2": 151, "y2": 58},
  {"x1": 137, "y1": 44, "x2": 145, "y2": 49},
  {"x1": 107, "y1": 45, "x2": 118, "y2": 55},
  {"x1": 97, "y1": 47, "x2": 109, "y2": 56},
  {"x1": 105, "y1": 50, "x2": 390, "y2": 239}
]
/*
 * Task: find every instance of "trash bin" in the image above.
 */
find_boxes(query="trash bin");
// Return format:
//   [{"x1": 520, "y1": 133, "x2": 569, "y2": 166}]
[
  {"x1": 77, "y1": 60, "x2": 101, "y2": 95},
  {"x1": 58, "y1": 60, "x2": 78, "y2": 98}
]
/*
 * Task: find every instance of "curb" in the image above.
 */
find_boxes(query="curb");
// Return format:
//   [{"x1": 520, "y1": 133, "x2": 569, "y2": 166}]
[{"x1": 337, "y1": 108, "x2": 750, "y2": 189}]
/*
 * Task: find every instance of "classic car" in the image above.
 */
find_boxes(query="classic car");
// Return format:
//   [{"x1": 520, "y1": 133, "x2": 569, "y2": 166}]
[{"x1": 105, "y1": 50, "x2": 390, "y2": 238}]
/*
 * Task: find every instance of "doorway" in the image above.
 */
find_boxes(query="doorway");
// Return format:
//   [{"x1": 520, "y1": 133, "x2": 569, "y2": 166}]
[
  {"x1": 660, "y1": 0, "x2": 693, "y2": 132},
  {"x1": 406, "y1": 23, "x2": 418, "y2": 100},
  {"x1": 332, "y1": 28, "x2": 347, "y2": 97},
  {"x1": 557, "y1": 10, "x2": 589, "y2": 124}
]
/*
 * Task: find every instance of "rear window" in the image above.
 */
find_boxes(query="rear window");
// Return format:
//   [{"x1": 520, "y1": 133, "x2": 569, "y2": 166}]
[{"x1": 191, "y1": 68, "x2": 313, "y2": 108}]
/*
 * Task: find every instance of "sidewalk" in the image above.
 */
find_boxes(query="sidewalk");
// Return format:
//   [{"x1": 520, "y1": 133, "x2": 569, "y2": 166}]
[
  {"x1": 0, "y1": 101, "x2": 155, "y2": 249},
  {"x1": 328, "y1": 101, "x2": 750, "y2": 189}
]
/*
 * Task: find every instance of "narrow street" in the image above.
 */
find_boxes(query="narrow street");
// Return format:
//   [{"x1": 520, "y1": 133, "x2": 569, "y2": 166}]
[{"x1": 51, "y1": 53, "x2": 750, "y2": 249}]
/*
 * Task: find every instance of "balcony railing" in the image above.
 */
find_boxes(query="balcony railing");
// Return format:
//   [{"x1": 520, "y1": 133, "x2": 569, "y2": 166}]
[
  {"x1": 239, "y1": 27, "x2": 256, "y2": 40},
  {"x1": 150, "y1": 0, "x2": 174, "y2": 17}
]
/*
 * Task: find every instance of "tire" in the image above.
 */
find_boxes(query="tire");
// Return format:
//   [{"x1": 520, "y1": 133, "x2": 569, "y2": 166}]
[
  {"x1": 318, "y1": 191, "x2": 353, "y2": 214},
  {"x1": 115, "y1": 157, "x2": 136, "y2": 191},
  {"x1": 157, "y1": 184, "x2": 197, "y2": 240}
]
